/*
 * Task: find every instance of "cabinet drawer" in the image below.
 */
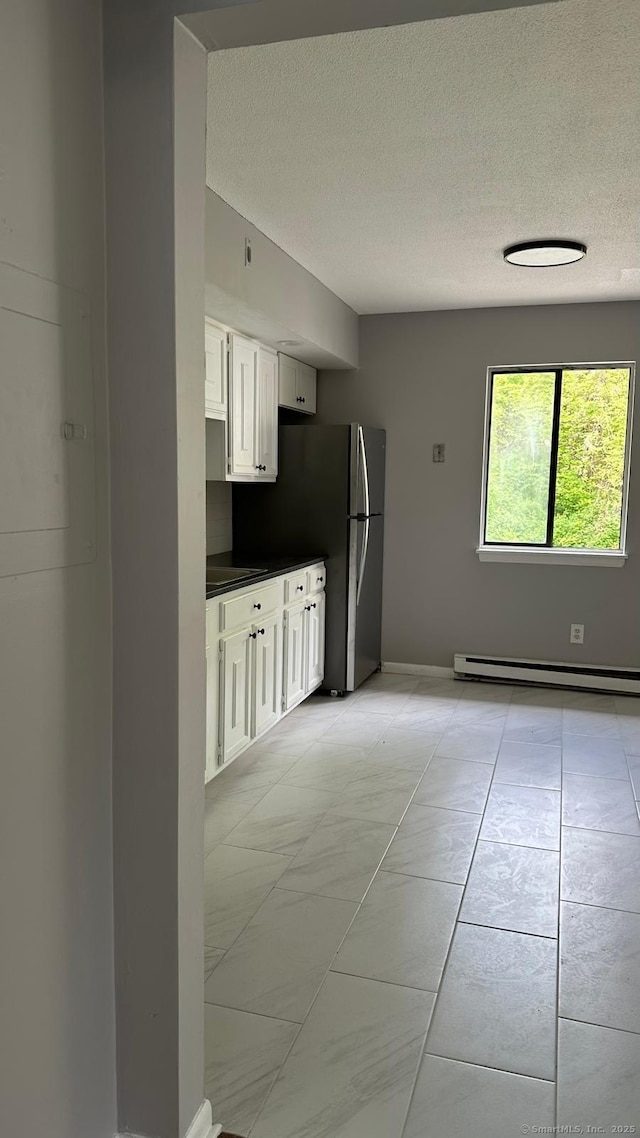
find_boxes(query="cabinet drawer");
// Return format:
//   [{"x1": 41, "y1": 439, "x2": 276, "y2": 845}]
[
  {"x1": 220, "y1": 581, "x2": 282, "y2": 632},
  {"x1": 306, "y1": 565, "x2": 326, "y2": 595},
  {"x1": 285, "y1": 571, "x2": 308, "y2": 602}
]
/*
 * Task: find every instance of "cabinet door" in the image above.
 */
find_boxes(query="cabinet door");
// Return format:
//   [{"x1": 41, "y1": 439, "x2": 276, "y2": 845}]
[
  {"x1": 253, "y1": 612, "x2": 283, "y2": 737},
  {"x1": 219, "y1": 627, "x2": 252, "y2": 764},
  {"x1": 283, "y1": 602, "x2": 307, "y2": 711},
  {"x1": 296, "y1": 362, "x2": 317, "y2": 415},
  {"x1": 278, "y1": 353, "x2": 298, "y2": 410},
  {"x1": 204, "y1": 320, "x2": 227, "y2": 419},
  {"x1": 305, "y1": 592, "x2": 326, "y2": 693},
  {"x1": 229, "y1": 334, "x2": 258, "y2": 477},
  {"x1": 256, "y1": 348, "x2": 278, "y2": 479},
  {"x1": 205, "y1": 607, "x2": 219, "y2": 781}
]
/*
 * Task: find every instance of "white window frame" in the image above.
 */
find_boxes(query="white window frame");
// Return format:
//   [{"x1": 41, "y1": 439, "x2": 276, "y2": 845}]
[{"x1": 477, "y1": 360, "x2": 635, "y2": 567}]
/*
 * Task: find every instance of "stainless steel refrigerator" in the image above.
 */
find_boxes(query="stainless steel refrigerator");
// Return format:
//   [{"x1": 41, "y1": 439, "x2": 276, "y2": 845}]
[{"x1": 233, "y1": 423, "x2": 386, "y2": 693}]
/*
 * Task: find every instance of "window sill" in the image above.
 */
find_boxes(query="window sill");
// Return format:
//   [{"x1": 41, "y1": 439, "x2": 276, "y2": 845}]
[{"x1": 477, "y1": 546, "x2": 627, "y2": 567}]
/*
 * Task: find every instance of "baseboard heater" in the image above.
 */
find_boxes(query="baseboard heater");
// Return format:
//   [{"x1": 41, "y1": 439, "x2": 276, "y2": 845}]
[{"x1": 453, "y1": 653, "x2": 640, "y2": 696}]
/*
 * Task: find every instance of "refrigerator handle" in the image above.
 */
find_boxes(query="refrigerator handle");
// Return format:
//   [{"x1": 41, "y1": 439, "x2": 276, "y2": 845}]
[
  {"x1": 356, "y1": 515, "x2": 370, "y2": 606},
  {"x1": 358, "y1": 425, "x2": 371, "y2": 518},
  {"x1": 356, "y1": 426, "x2": 371, "y2": 606}
]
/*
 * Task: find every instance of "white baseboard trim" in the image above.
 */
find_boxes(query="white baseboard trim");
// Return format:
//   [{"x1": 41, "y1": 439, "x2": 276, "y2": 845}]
[
  {"x1": 185, "y1": 1100, "x2": 221, "y2": 1138},
  {"x1": 116, "y1": 1100, "x2": 221, "y2": 1138},
  {"x1": 382, "y1": 661, "x2": 455, "y2": 678}
]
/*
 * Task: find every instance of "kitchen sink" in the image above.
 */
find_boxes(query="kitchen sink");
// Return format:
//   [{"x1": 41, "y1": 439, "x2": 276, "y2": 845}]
[{"x1": 206, "y1": 565, "x2": 265, "y2": 585}]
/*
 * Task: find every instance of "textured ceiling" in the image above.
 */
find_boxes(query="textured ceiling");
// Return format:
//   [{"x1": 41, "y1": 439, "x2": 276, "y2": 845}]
[{"x1": 206, "y1": 0, "x2": 640, "y2": 314}]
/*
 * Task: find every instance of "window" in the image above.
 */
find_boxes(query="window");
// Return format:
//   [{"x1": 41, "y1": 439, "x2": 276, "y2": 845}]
[{"x1": 479, "y1": 364, "x2": 634, "y2": 565}]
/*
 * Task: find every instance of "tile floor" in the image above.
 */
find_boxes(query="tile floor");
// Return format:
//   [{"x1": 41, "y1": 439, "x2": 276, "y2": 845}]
[{"x1": 203, "y1": 673, "x2": 640, "y2": 1138}]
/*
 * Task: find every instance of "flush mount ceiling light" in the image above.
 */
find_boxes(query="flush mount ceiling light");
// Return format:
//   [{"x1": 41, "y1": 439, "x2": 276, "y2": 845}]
[
  {"x1": 503, "y1": 239, "x2": 587, "y2": 267},
  {"x1": 277, "y1": 339, "x2": 301, "y2": 347}
]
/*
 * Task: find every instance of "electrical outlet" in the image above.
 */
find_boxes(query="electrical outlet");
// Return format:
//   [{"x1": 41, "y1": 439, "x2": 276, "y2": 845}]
[
  {"x1": 433, "y1": 443, "x2": 445, "y2": 463},
  {"x1": 570, "y1": 624, "x2": 584, "y2": 645}
]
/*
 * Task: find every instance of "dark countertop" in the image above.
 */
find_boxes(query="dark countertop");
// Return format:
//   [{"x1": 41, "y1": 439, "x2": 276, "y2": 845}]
[{"x1": 206, "y1": 551, "x2": 327, "y2": 599}]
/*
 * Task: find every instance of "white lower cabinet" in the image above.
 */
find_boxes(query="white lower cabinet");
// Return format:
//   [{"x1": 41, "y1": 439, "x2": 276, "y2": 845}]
[
  {"x1": 219, "y1": 626, "x2": 253, "y2": 764},
  {"x1": 283, "y1": 593, "x2": 326, "y2": 712},
  {"x1": 306, "y1": 592, "x2": 326, "y2": 693},
  {"x1": 205, "y1": 605, "x2": 218, "y2": 777},
  {"x1": 206, "y1": 563, "x2": 327, "y2": 780},
  {"x1": 283, "y1": 601, "x2": 307, "y2": 712},
  {"x1": 253, "y1": 611, "x2": 282, "y2": 737}
]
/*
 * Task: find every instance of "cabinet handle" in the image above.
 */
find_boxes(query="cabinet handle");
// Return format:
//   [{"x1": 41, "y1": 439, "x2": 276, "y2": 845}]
[
  {"x1": 296, "y1": 585, "x2": 304, "y2": 592},
  {"x1": 301, "y1": 397, "x2": 306, "y2": 403},
  {"x1": 258, "y1": 628, "x2": 265, "y2": 635},
  {"x1": 305, "y1": 605, "x2": 311, "y2": 611},
  {"x1": 253, "y1": 603, "x2": 262, "y2": 610},
  {"x1": 317, "y1": 576, "x2": 324, "y2": 583},
  {"x1": 296, "y1": 396, "x2": 302, "y2": 403},
  {"x1": 310, "y1": 602, "x2": 317, "y2": 609},
  {"x1": 249, "y1": 632, "x2": 257, "y2": 639}
]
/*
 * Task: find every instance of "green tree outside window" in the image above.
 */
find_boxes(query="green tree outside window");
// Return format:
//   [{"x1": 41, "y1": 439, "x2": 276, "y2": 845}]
[{"x1": 485, "y1": 366, "x2": 632, "y2": 550}]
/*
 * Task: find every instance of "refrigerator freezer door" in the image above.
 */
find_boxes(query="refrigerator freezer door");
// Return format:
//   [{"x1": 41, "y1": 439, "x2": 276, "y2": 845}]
[
  {"x1": 362, "y1": 426, "x2": 386, "y2": 517},
  {"x1": 346, "y1": 514, "x2": 384, "y2": 690},
  {"x1": 350, "y1": 424, "x2": 366, "y2": 519},
  {"x1": 349, "y1": 425, "x2": 386, "y2": 518}
]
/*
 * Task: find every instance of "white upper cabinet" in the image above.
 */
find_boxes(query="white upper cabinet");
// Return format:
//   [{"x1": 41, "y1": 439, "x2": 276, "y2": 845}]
[
  {"x1": 204, "y1": 318, "x2": 227, "y2": 420},
  {"x1": 278, "y1": 353, "x2": 317, "y2": 415},
  {"x1": 278, "y1": 353, "x2": 298, "y2": 408},
  {"x1": 256, "y1": 347, "x2": 278, "y2": 479},
  {"x1": 207, "y1": 327, "x2": 279, "y2": 483},
  {"x1": 296, "y1": 361, "x2": 317, "y2": 414},
  {"x1": 228, "y1": 333, "x2": 259, "y2": 478}
]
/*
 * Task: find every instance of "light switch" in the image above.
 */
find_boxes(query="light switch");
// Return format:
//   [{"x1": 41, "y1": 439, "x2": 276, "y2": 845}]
[{"x1": 63, "y1": 421, "x2": 87, "y2": 441}]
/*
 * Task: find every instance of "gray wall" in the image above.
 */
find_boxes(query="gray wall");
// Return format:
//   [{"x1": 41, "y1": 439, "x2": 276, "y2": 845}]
[
  {"x1": 207, "y1": 483, "x2": 233, "y2": 555},
  {"x1": 104, "y1": 12, "x2": 211, "y2": 1136},
  {"x1": 0, "y1": 1, "x2": 115, "y2": 1135},
  {"x1": 184, "y1": 0, "x2": 562, "y2": 50},
  {"x1": 205, "y1": 190, "x2": 359, "y2": 368},
  {"x1": 319, "y1": 302, "x2": 640, "y2": 668},
  {"x1": 101, "y1": 3, "x2": 578, "y2": 1136}
]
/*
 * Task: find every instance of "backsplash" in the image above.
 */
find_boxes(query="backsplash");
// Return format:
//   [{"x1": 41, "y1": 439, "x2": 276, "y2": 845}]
[{"x1": 206, "y1": 481, "x2": 232, "y2": 555}]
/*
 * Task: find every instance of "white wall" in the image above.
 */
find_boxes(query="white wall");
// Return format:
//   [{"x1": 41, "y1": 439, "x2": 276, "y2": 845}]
[
  {"x1": 0, "y1": 2, "x2": 115, "y2": 1136},
  {"x1": 319, "y1": 302, "x2": 640, "y2": 669},
  {"x1": 205, "y1": 189, "x2": 359, "y2": 369}
]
